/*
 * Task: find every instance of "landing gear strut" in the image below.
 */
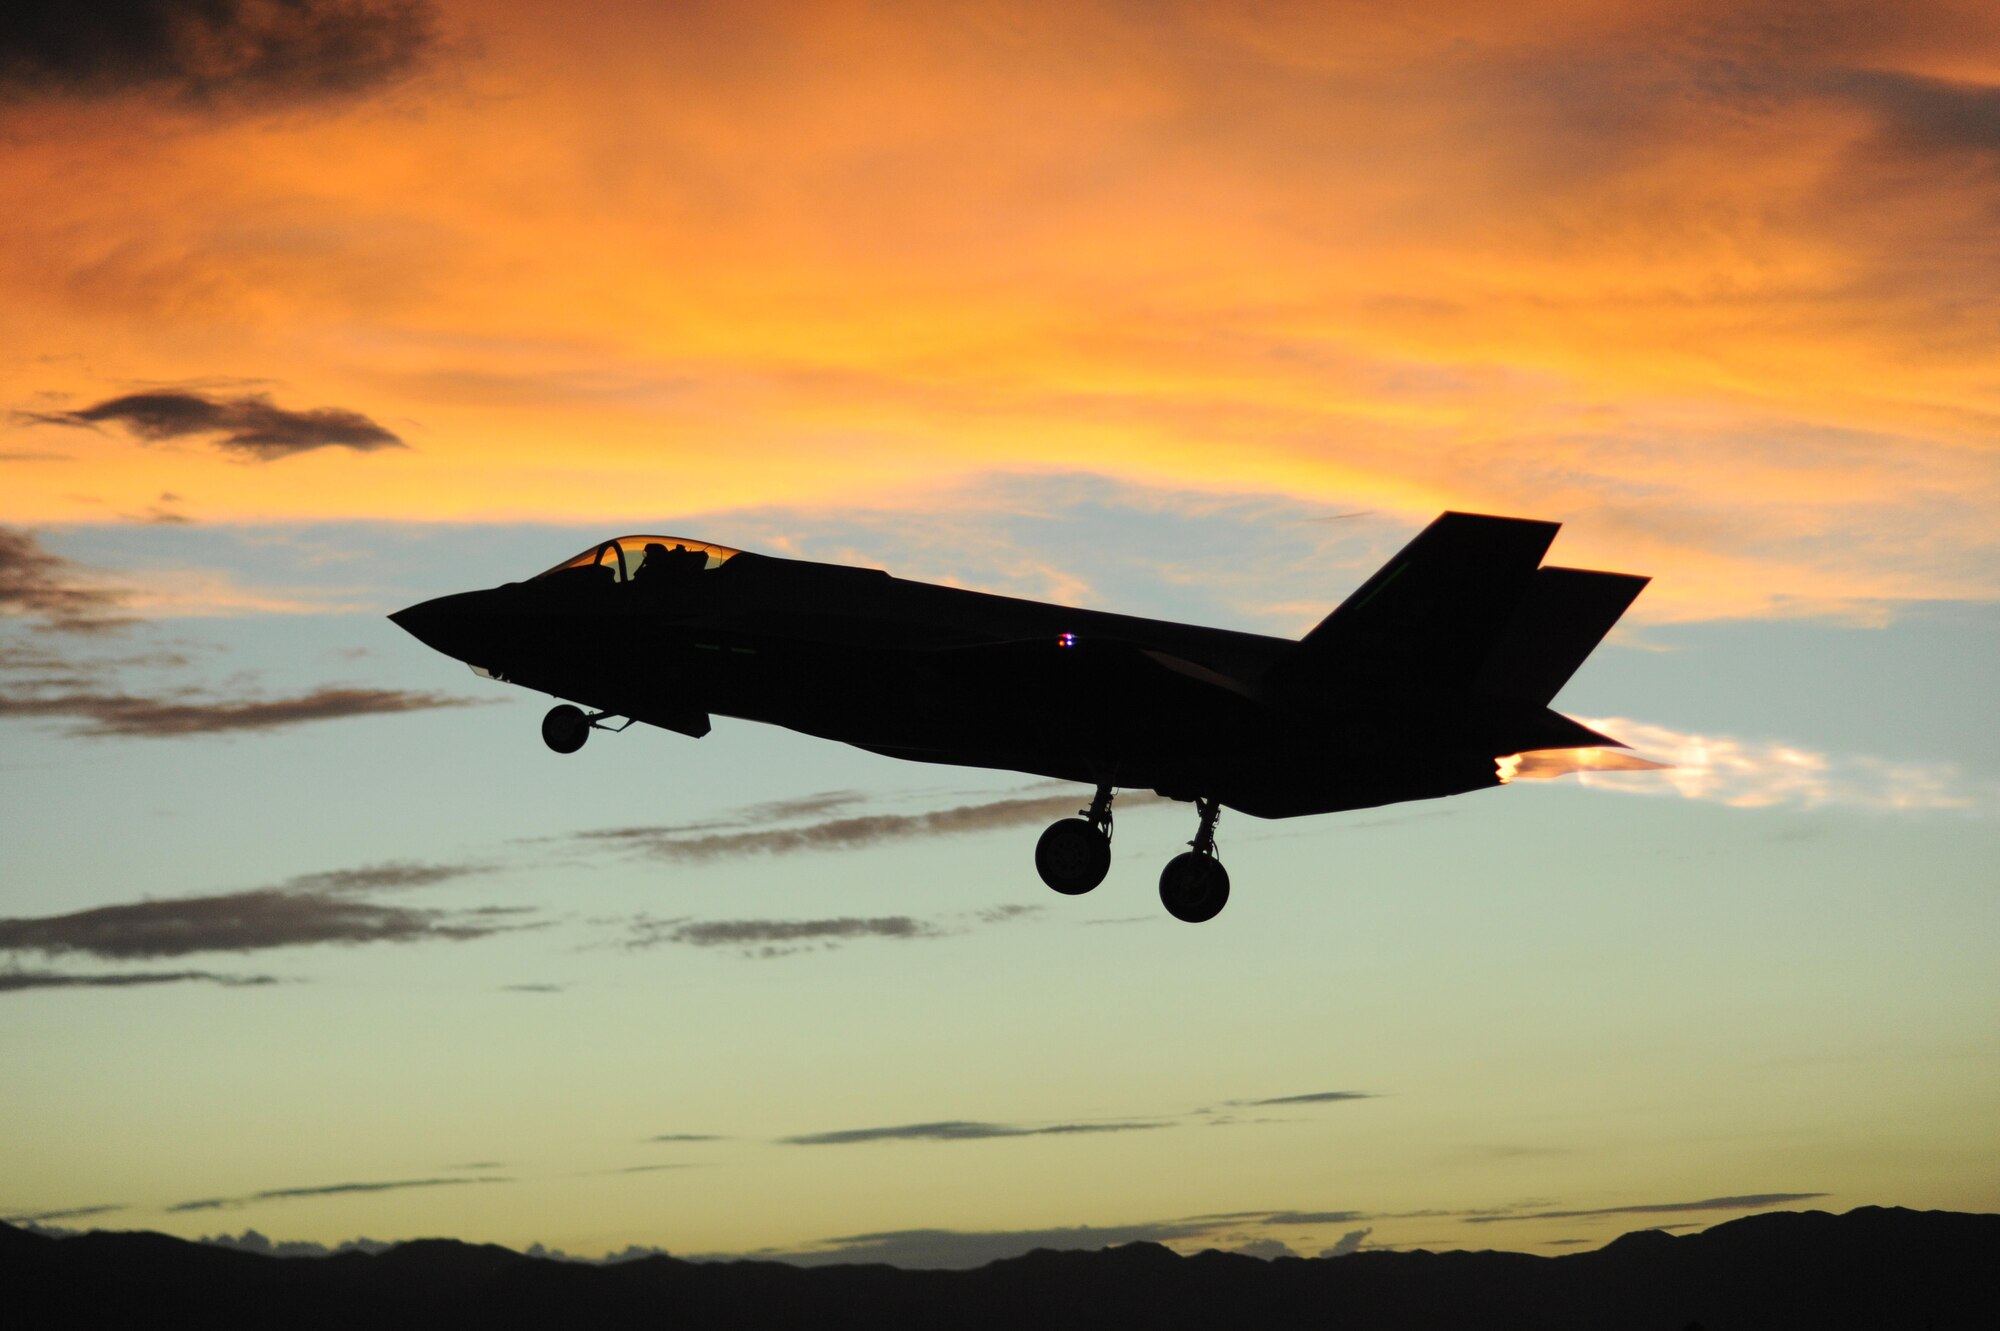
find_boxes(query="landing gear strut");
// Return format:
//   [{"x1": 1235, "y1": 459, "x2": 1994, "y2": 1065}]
[
  {"x1": 540, "y1": 703, "x2": 630, "y2": 754},
  {"x1": 1159, "y1": 797, "x2": 1229, "y2": 923},
  {"x1": 1035, "y1": 785, "x2": 1114, "y2": 895}
]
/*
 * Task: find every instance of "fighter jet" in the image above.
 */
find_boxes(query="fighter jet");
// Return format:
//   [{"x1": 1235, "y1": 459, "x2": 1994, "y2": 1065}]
[{"x1": 391, "y1": 512, "x2": 1649, "y2": 923}]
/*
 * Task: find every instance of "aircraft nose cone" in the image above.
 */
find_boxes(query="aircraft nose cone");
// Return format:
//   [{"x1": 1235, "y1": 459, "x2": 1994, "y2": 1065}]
[{"x1": 389, "y1": 590, "x2": 499, "y2": 663}]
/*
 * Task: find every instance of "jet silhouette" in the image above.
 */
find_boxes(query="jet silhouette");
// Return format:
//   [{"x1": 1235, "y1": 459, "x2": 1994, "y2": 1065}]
[{"x1": 392, "y1": 512, "x2": 1648, "y2": 922}]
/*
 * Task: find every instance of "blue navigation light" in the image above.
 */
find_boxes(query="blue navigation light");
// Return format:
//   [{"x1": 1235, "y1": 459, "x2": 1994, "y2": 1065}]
[{"x1": 1057, "y1": 632, "x2": 1078, "y2": 648}]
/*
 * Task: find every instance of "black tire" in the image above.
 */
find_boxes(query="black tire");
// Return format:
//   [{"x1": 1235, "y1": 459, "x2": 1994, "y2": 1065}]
[
  {"x1": 541, "y1": 704, "x2": 589, "y2": 754},
  {"x1": 1158, "y1": 852, "x2": 1229, "y2": 923},
  {"x1": 1035, "y1": 819, "x2": 1111, "y2": 895}
]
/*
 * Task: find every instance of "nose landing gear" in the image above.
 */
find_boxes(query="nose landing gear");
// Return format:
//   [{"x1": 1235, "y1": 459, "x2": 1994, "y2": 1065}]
[
  {"x1": 1035, "y1": 785, "x2": 1114, "y2": 895},
  {"x1": 540, "y1": 703, "x2": 631, "y2": 754}
]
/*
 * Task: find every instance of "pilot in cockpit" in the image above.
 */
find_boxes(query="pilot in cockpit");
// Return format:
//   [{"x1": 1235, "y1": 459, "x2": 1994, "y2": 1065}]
[{"x1": 634, "y1": 541, "x2": 705, "y2": 589}]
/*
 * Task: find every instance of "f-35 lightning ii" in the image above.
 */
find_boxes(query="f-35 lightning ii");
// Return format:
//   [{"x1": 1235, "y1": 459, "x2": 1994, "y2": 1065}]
[{"x1": 391, "y1": 512, "x2": 1649, "y2": 923}]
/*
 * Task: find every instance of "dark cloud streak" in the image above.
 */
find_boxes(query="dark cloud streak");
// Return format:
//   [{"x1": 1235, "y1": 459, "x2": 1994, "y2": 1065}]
[
  {"x1": 1462, "y1": 1193, "x2": 1826, "y2": 1223},
  {"x1": 0, "y1": 685, "x2": 483, "y2": 736},
  {"x1": 279, "y1": 860, "x2": 485, "y2": 894},
  {"x1": 0, "y1": 526, "x2": 130, "y2": 632},
  {"x1": 1828, "y1": 69, "x2": 2000, "y2": 156},
  {"x1": 1234, "y1": 1091, "x2": 1375, "y2": 1107},
  {"x1": 590, "y1": 793, "x2": 1162, "y2": 861},
  {"x1": 694, "y1": 1221, "x2": 1223, "y2": 1269},
  {"x1": 782, "y1": 1120, "x2": 1170, "y2": 1146},
  {"x1": 0, "y1": 1, "x2": 438, "y2": 106},
  {"x1": 0, "y1": 968, "x2": 276, "y2": 992},
  {"x1": 641, "y1": 916, "x2": 942, "y2": 951},
  {"x1": 165, "y1": 1175, "x2": 507, "y2": 1214},
  {"x1": 24, "y1": 389, "x2": 403, "y2": 459},
  {"x1": 0, "y1": 889, "x2": 526, "y2": 960}
]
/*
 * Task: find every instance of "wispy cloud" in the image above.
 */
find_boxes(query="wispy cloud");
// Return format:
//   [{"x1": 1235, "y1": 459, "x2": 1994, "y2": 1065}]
[
  {"x1": 690, "y1": 1202, "x2": 1409, "y2": 1268},
  {"x1": 701, "y1": 1190, "x2": 1824, "y2": 1267},
  {"x1": 0, "y1": 685, "x2": 485, "y2": 737},
  {"x1": 1258, "y1": 1210, "x2": 1369, "y2": 1226},
  {"x1": 697, "y1": 1221, "x2": 1223, "y2": 1269},
  {"x1": 1231, "y1": 1091, "x2": 1374, "y2": 1107},
  {"x1": 24, "y1": 390, "x2": 405, "y2": 460},
  {"x1": 583, "y1": 792, "x2": 1160, "y2": 861},
  {"x1": 629, "y1": 915, "x2": 943, "y2": 957},
  {"x1": 0, "y1": 528, "x2": 368, "y2": 630},
  {"x1": 0, "y1": 968, "x2": 277, "y2": 993},
  {"x1": 278, "y1": 860, "x2": 486, "y2": 894},
  {"x1": 1, "y1": 1203, "x2": 125, "y2": 1223},
  {"x1": 1824, "y1": 69, "x2": 2000, "y2": 157},
  {"x1": 1320, "y1": 1228, "x2": 1374, "y2": 1257},
  {"x1": 737, "y1": 791, "x2": 871, "y2": 823},
  {"x1": 606, "y1": 1164, "x2": 695, "y2": 1175},
  {"x1": 0, "y1": 888, "x2": 528, "y2": 960},
  {"x1": 166, "y1": 1175, "x2": 509, "y2": 1214},
  {"x1": 781, "y1": 1120, "x2": 1171, "y2": 1146},
  {"x1": 1462, "y1": 1193, "x2": 1826, "y2": 1224},
  {"x1": 622, "y1": 901, "x2": 1042, "y2": 959},
  {"x1": 1562, "y1": 719, "x2": 1989, "y2": 813},
  {"x1": 191, "y1": 1230, "x2": 397, "y2": 1258},
  {"x1": 0, "y1": 526, "x2": 130, "y2": 632}
]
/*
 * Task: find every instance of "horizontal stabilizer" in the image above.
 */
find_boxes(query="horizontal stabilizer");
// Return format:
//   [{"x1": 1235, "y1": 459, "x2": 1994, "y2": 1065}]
[
  {"x1": 1474, "y1": 566, "x2": 1650, "y2": 704},
  {"x1": 1279, "y1": 512, "x2": 1559, "y2": 691}
]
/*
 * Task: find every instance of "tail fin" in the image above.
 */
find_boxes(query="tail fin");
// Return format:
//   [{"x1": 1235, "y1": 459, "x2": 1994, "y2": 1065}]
[
  {"x1": 1276, "y1": 512, "x2": 1558, "y2": 692},
  {"x1": 1474, "y1": 566, "x2": 1650, "y2": 705},
  {"x1": 1270, "y1": 512, "x2": 1647, "y2": 710}
]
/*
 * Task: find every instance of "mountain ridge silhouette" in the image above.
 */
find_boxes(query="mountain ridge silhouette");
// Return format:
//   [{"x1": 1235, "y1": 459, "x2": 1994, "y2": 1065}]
[{"x1": 5, "y1": 1205, "x2": 1993, "y2": 1328}]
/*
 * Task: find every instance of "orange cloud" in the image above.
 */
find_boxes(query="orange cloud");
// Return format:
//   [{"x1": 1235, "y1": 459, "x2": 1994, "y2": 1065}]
[{"x1": 2, "y1": 0, "x2": 1996, "y2": 620}]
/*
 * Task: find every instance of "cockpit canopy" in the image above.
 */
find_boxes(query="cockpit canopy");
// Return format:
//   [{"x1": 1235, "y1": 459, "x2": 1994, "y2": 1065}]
[{"x1": 534, "y1": 535, "x2": 741, "y2": 588}]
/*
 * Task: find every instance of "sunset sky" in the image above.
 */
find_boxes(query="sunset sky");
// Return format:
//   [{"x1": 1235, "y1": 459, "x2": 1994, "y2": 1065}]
[{"x1": 2, "y1": 0, "x2": 1996, "y2": 1265}]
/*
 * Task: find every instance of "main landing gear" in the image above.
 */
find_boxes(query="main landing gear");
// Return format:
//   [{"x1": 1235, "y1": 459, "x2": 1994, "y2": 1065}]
[
  {"x1": 1034, "y1": 789, "x2": 1231, "y2": 923},
  {"x1": 1158, "y1": 797, "x2": 1229, "y2": 924},
  {"x1": 1034, "y1": 785, "x2": 1114, "y2": 896},
  {"x1": 540, "y1": 703, "x2": 631, "y2": 754}
]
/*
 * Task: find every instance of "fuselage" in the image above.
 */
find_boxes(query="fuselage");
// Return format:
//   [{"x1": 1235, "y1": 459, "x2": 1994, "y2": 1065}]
[{"x1": 390, "y1": 537, "x2": 1538, "y2": 819}]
